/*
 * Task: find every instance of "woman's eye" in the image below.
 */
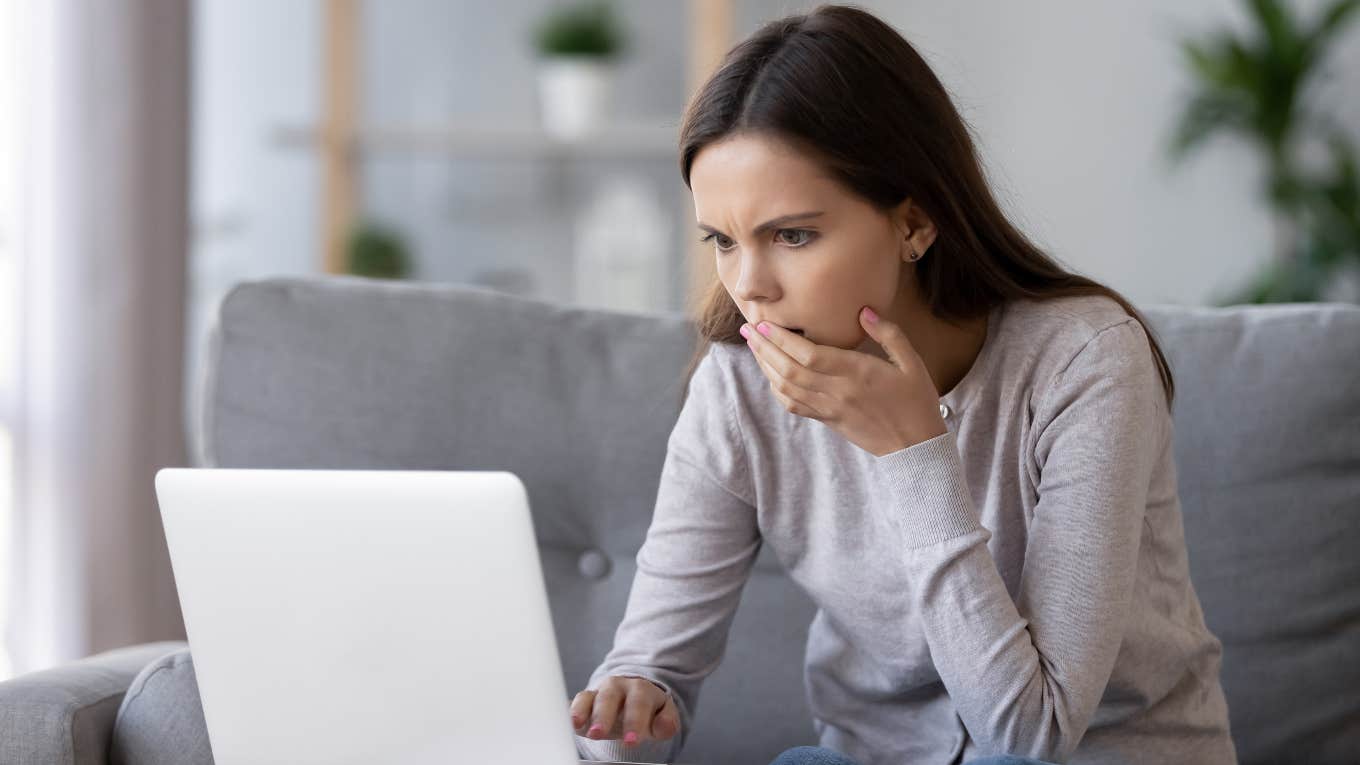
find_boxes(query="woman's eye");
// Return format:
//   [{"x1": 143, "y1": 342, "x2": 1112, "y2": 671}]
[
  {"x1": 698, "y1": 229, "x2": 814, "y2": 251},
  {"x1": 699, "y1": 233, "x2": 736, "y2": 251}
]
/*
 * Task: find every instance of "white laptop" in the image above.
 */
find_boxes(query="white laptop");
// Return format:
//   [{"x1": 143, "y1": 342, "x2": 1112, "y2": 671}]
[{"x1": 155, "y1": 467, "x2": 623, "y2": 765}]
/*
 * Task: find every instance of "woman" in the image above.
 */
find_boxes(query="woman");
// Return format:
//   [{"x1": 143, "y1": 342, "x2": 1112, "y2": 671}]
[{"x1": 569, "y1": 5, "x2": 1236, "y2": 764}]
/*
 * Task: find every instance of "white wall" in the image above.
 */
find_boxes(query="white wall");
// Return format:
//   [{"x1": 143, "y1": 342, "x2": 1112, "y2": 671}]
[
  {"x1": 188, "y1": 0, "x2": 1360, "y2": 347},
  {"x1": 858, "y1": 0, "x2": 1360, "y2": 306},
  {"x1": 187, "y1": 0, "x2": 319, "y2": 457},
  {"x1": 358, "y1": 0, "x2": 692, "y2": 307}
]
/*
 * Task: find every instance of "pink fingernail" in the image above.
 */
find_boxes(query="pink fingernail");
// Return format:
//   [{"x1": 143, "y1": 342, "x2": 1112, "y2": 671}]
[
  {"x1": 624, "y1": 732, "x2": 638, "y2": 745},
  {"x1": 589, "y1": 724, "x2": 603, "y2": 737},
  {"x1": 739, "y1": 324, "x2": 751, "y2": 339},
  {"x1": 757, "y1": 322, "x2": 771, "y2": 336}
]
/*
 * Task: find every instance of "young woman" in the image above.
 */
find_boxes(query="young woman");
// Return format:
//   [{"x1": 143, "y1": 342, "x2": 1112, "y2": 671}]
[{"x1": 569, "y1": 5, "x2": 1235, "y2": 764}]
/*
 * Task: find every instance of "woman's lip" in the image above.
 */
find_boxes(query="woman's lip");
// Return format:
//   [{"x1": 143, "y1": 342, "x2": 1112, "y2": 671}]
[{"x1": 752, "y1": 321, "x2": 804, "y2": 334}]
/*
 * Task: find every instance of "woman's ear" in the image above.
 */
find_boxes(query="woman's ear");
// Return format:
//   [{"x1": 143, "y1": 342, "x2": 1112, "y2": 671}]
[
  {"x1": 890, "y1": 197, "x2": 914, "y2": 238},
  {"x1": 894, "y1": 197, "x2": 938, "y2": 259}
]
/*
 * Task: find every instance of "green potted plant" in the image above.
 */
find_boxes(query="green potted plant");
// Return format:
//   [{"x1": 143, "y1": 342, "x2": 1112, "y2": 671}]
[
  {"x1": 347, "y1": 222, "x2": 411, "y2": 280},
  {"x1": 1167, "y1": 0, "x2": 1360, "y2": 304},
  {"x1": 530, "y1": 0, "x2": 627, "y2": 139}
]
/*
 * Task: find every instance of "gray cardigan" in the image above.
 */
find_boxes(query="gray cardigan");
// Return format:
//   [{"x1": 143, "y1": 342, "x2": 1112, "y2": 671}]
[{"x1": 576, "y1": 294, "x2": 1236, "y2": 765}]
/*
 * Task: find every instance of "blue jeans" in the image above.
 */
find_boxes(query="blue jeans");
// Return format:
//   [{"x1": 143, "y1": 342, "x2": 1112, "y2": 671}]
[{"x1": 767, "y1": 746, "x2": 1059, "y2": 765}]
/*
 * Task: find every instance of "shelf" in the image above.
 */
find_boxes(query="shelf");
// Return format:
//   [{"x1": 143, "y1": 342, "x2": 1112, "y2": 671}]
[{"x1": 273, "y1": 120, "x2": 682, "y2": 159}]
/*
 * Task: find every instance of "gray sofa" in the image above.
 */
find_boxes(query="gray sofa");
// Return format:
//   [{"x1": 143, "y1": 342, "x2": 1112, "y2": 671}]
[{"x1": 1, "y1": 276, "x2": 1356, "y2": 765}]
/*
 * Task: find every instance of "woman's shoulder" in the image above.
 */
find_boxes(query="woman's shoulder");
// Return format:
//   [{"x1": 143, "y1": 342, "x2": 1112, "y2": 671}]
[
  {"x1": 693, "y1": 338, "x2": 767, "y2": 397},
  {"x1": 1001, "y1": 293, "x2": 1149, "y2": 369},
  {"x1": 679, "y1": 339, "x2": 759, "y2": 424},
  {"x1": 992, "y1": 295, "x2": 1161, "y2": 424},
  {"x1": 1005, "y1": 293, "x2": 1139, "y2": 339},
  {"x1": 686, "y1": 338, "x2": 795, "y2": 445},
  {"x1": 671, "y1": 340, "x2": 759, "y2": 496}
]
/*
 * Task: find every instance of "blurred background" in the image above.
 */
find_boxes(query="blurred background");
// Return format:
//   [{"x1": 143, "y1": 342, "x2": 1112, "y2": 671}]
[{"x1": 0, "y1": 0, "x2": 1356, "y2": 679}]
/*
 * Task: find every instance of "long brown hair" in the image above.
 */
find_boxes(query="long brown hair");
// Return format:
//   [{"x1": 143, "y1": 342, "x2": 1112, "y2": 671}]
[{"x1": 675, "y1": 3, "x2": 1174, "y2": 412}]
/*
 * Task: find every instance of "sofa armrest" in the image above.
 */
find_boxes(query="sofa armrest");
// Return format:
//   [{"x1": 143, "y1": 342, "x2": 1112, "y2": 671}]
[{"x1": 0, "y1": 641, "x2": 189, "y2": 765}]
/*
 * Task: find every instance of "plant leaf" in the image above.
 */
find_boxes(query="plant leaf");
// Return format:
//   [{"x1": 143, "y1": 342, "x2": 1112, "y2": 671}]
[
  {"x1": 1308, "y1": 0, "x2": 1360, "y2": 50},
  {"x1": 1169, "y1": 89, "x2": 1254, "y2": 161}
]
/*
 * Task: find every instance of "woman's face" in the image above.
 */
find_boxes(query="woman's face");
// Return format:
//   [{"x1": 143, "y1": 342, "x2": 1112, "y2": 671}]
[{"x1": 689, "y1": 132, "x2": 915, "y2": 351}]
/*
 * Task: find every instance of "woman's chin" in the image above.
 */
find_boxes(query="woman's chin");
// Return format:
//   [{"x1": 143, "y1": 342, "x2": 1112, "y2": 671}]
[
  {"x1": 820, "y1": 334, "x2": 862, "y2": 351},
  {"x1": 852, "y1": 333, "x2": 884, "y2": 357}
]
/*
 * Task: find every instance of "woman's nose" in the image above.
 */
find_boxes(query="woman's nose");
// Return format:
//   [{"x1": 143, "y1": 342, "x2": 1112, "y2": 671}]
[{"x1": 734, "y1": 258, "x2": 778, "y2": 302}]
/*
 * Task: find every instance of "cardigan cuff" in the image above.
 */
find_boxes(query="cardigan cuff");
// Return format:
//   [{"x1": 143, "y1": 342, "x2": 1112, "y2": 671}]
[{"x1": 870, "y1": 429, "x2": 983, "y2": 548}]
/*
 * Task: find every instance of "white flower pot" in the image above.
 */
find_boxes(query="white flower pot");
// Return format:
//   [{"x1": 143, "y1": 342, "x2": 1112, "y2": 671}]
[
  {"x1": 536, "y1": 57, "x2": 616, "y2": 140},
  {"x1": 573, "y1": 174, "x2": 670, "y2": 312}
]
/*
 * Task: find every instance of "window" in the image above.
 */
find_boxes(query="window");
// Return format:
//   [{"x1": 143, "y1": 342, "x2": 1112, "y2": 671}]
[
  {"x1": 0, "y1": 0, "x2": 21, "y2": 681},
  {"x1": 0, "y1": 237, "x2": 13, "y2": 680}
]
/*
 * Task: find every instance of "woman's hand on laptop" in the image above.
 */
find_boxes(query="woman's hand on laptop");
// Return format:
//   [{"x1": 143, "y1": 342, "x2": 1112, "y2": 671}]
[{"x1": 570, "y1": 675, "x2": 681, "y2": 747}]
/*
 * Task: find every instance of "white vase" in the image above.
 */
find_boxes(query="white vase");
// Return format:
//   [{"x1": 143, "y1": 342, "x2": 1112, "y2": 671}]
[
  {"x1": 536, "y1": 57, "x2": 615, "y2": 140},
  {"x1": 573, "y1": 174, "x2": 671, "y2": 313}
]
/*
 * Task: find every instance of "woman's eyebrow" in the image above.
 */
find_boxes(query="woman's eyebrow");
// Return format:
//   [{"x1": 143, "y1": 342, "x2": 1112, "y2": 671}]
[{"x1": 696, "y1": 211, "x2": 825, "y2": 236}]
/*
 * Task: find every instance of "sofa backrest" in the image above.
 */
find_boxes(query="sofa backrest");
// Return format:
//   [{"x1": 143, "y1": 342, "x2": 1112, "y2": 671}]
[
  {"x1": 1139, "y1": 301, "x2": 1360, "y2": 763},
  {"x1": 202, "y1": 277, "x2": 1359, "y2": 765}
]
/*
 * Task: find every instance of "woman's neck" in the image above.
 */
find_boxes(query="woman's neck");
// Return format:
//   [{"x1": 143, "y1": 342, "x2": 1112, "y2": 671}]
[{"x1": 854, "y1": 298, "x2": 989, "y2": 398}]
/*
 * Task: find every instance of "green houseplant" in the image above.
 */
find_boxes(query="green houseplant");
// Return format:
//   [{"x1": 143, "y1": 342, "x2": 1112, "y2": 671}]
[
  {"x1": 347, "y1": 222, "x2": 411, "y2": 280},
  {"x1": 533, "y1": 0, "x2": 624, "y2": 58},
  {"x1": 530, "y1": 1, "x2": 627, "y2": 139},
  {"x1": 1168, "y1": 0, "x2": 1360, "y2": 304}
]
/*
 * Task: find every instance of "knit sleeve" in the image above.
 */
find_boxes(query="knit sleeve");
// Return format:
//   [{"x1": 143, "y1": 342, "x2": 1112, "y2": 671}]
[
  {"x1": 575, "y1": 343, "x2": 760, "y2": 763},
  {"x1": 867, "y1": 319, "x2": 1164, "y2": 762}
]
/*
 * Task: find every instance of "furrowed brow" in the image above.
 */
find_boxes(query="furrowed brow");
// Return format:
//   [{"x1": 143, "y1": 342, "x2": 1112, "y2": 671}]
[{"x1": 696, "y1": 211, "x2": 825, "y2": 237}]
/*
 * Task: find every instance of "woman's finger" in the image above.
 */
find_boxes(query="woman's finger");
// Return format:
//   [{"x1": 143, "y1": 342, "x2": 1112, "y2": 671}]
[
  {"x1": 570, "y1": 689, "x2": 596, "y2": 732},
  {"x1": 752, "y1": 349, "x2": 836, "y2": 420},
  {"x1": 651, "y1": 696, "x2": 681, "y2": 740},
  {"x1": 588, "y1": 682, "x2": 625, "y2": 739},
  {"x1": 620, "y1": 681, "x2": 662, "y2": 745}
]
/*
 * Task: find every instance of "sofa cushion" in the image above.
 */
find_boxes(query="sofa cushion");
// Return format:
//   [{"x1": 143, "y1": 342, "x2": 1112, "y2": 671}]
[
  {"x1": 111, "y1": 648, "x2": 213, "y2": 765},
  {"x1": 1142, "y1": 302, "x2": 1360, "y2": 763},
  {"x1": 0, "y1": 641, "x2": 187, "y2": 765}
]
